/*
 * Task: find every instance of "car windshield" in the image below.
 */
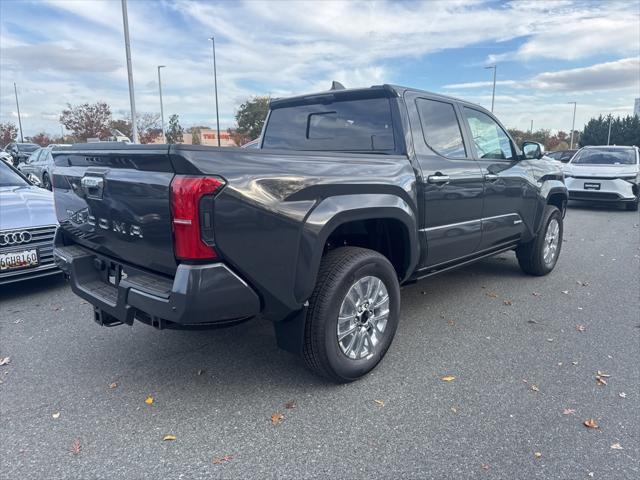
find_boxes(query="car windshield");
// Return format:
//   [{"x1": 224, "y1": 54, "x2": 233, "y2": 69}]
[
  {"x1": 17, "y1": 143, "x2": 39, "y2": 153},
  {"x1": 572, "y1": 148, "x2": 637, "y2": 165},
  {"x1": 0, "y1": 160, "x2": 29, "y2": 187}
]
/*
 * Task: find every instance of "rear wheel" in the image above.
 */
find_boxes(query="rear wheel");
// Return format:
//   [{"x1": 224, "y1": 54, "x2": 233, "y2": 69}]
[
  {"x1": 516, "y1": 205, "x2": 563, "y2": 276},
  {"x1": 302, "y1": 247, "x2": 400, "y2": 383}
]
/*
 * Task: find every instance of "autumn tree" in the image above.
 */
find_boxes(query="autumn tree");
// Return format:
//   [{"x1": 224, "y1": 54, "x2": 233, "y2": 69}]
[
  {"x1": 233, "y1": 96, "x2": 270, "y2": 144},
  {"x1": 165, "y1": 114, "x2": 184, "y2": 144},
  {"x1": 28, "y1": 132, "x2": 53, "y2": 146},
  {"x1": 0, "y1": 122, "x2": 18, "y2": 147},
  {"x1": 109, "y1": 112, "x2": 161, "y2": 143},
  {"x1": 60, "y1": 102, "x2": 112, "y2": 141}
]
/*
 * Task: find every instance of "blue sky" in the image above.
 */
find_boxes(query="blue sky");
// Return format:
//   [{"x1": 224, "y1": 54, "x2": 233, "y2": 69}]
[{"x1": 1, "y1": 0, "x2": 638, "y2": 137}]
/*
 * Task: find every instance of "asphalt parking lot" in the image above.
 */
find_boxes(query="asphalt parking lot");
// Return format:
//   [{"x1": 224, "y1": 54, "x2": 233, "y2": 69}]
[{"x1": 1, "y1": 204, "x2": 638, "y2": 479}]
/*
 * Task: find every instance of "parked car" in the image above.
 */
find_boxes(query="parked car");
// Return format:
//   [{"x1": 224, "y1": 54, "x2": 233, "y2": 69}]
[
  {"x1": 546, "y1": 149, "x2": 577, "y2": 163},
  {"x1": 0, "y1": 150, "x2": 13, "y2": 164},
  {"x1": 4, "y1": 142, "x2": 39, "y2": 166},
  {"x1": 52, "y1": 84, "x2": 567, "y2": 382},
  {"x1": 564, "y1": 145, "x2": 639, "y2": 211},
  {"x1": 0, "y1": 160, "x2": 59, "y2": 284},
  {"x1": 17, "y1": 146, "x2": 65, "y2": 190}
]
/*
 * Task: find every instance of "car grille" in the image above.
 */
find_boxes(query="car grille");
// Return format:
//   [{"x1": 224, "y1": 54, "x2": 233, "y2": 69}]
[
  {"x1": 569, "y1": 191, "x2": 621, "y2": 201},
  {"x1": 0, "y1": 224, "x2": 59, "y2": 283}
]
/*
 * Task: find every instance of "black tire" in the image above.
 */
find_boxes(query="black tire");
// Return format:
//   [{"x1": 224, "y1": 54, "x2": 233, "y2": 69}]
[
  {"x1": 516, "y1": 205, "x2": 563, "y2": 276},
  {"x1": 625, "y1": 199, "x2": 639, "y2": 211},
  {"x1": 42, "y1": 173, "x2": 52, "y2": 191},
  {"x1": 302, "y1": 247, "x2": 401, "y2": 383}
]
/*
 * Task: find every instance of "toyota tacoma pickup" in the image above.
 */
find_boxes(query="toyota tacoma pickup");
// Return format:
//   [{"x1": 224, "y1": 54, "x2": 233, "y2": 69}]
[{"x1": 52, "y1": 84, "x2": 567, "y2": 382}]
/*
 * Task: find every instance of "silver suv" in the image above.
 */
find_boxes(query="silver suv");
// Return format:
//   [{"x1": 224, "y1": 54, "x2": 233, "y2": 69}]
[{"x1": 564, "y1": 145, "x2": 639, "y2": 211}]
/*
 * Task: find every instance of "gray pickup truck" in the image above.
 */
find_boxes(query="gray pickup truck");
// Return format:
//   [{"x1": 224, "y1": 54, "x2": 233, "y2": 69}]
[{"x1": 52, "y1": 84, "x2": 567, "y2": 382}]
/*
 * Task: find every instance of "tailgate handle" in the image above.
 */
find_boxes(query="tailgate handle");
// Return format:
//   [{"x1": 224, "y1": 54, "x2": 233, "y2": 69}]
[{"x1": 81, "y1": 176, "x2": 104, "y2": 199}]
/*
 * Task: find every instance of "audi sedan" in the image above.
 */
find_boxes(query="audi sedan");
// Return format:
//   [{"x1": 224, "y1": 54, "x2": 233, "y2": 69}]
[{"x1": 0, "y1": 160, "x2": 60, "y2": 284}]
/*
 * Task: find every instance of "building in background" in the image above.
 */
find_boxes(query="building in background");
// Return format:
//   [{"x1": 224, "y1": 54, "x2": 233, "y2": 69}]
[
  {"x1": 153, "y1": 128, "x2": 236, "y2": 146},
  {"x1": 634, "y1": 98, "x2": 640, "y2": 117}
]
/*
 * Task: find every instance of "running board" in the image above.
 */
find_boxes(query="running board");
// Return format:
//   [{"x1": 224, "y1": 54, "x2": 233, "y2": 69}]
[{"x1": 410, "y1": 242, "x2": 519, "y2": 281}]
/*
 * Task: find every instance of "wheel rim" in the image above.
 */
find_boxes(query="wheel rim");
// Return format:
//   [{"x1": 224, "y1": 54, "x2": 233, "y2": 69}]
[
  {"x1": 337, "y1": 275, "x2": 389, "y2": 360},
  {"x1": 543, "y1": 218, "x2": 560, "y2": 265}
]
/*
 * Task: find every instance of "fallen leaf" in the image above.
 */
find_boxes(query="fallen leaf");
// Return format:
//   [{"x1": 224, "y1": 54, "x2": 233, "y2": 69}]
[
  {"x1": 572, "y1": 361, "x2": 578, "y2": 365},
  {"x1": 52, "y1": 412, "x2": 61, "y2": 419},
  {"x1": 532, "y1": 292, "x2": 541, "y2": 296},
  {"x1": 561, "y1": 290, "x2": 569, "y2": 295},
  {"x1": 450, "y1": 406, "x2": 458, "y2": 413},
  {"x1": 0, "y1": 357, "x2": 10, "y2": 366},
  {"x1": 619, "y1": 392, "x2": 626, "y2": 398},
  {"x1": 284, "y1": 400, "x2": 296, "y2": 410},
  {"x1": 481, "y1": 464, "x2": 490, "y2": 470},
  {"x1": 576, "y1": 324, "x2": 586, "y2": 332},
  {"x1": 531, "y1": 385, "x2": 539, "y2": 392},
  {"x1": 596, "y1": 376, "x2": 607, "y2": 386},
  {"x1": 546, "y1": 338, "x2": 554, "y2": 342},
  {"x1": 213, "y1": 455, "x2": 233, "y2": 464},
  {"x1": 596, "y1": 371, "x2": 610, "y2": 378},
  {"x1": 163, "y1": 434, "x2": 176, "y2": 441},
  {"x1": 527, "y1": 319, "x2": 539, "y2": 324},
  {"x1": 271, "y1": 413, "x2": 284, "y2": 426},
  {"x1": 374, "y1": 399, "x2": 385, "y2": 407},
  {"x1": 145, "y1": 396, "x2": 154, "y2": 405},
  {"x1": 503, "y1": 300, "x2": 512, "y2": 306},
  {"x1": 441, "y1": 375, "x2": 456, "y2": 382},
  {"x1": 563, "y1": 408, "x2": 576, "y2": 415},
  {"x1": 588, "y1": 473, "x2": 594, "y2": 478},
  {"x1": 584, "y1": 418, "x2": 598, "y2": 429},
  {"x1": 534, "y1": 452, "x2": 542, "y2": 459},
  {"x1": 610, "y1": 443, "x2": 623, "y2": 450},
  {"x1": 108, "y1": 382, "x2": 118, "y2": 389},
  {"x1": 486, "y1": 292, "x2": 498, "y2": 298},
  {"x1": 71, "y1": 439, "x2": 81, "y2": 455}
]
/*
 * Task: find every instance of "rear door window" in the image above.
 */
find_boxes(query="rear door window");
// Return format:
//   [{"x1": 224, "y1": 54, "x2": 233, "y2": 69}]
[
  {"x1": 263, "y1": 97, "x2": 395, "y2": 152},
  {"x1": 415, "y1": 98, "x2": 466, "y2": 158}
]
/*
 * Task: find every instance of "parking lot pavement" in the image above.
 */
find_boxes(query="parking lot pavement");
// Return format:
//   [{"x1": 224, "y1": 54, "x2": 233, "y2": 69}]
[{"x1": 0, "y1": 204, "x2": 638, "y2": 479}]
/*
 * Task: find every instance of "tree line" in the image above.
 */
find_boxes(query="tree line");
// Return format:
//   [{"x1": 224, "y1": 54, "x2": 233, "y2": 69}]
[{"x1": 2, "y1": 99, "x2": 638, "y2": 150}]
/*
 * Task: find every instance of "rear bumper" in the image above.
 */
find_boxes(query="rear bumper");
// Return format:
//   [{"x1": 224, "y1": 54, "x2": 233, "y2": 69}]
[{"x1": 53, "y1": 244, "x2": 261, "y2": 328}]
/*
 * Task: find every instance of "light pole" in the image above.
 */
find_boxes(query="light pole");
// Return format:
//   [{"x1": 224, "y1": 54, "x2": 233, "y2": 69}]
[
  {"x1": 209, "y1": 36, "x2": 221, "y2": 147},
  {"x1": 607, "y1": 114, "x2": 612, "y2": 145},
  {"x1": 530, "y1": 119, "x2": 534, "y2": 134},
  {"x1": 157, "y1": 65, "x2": 166, "y2": 143},
  {"x1": 485, "y1": 65, "x2": 497, "y2": 112},
  {"x1": 568, "y1": 102, "x2": 577, "y2": 149},
  {"x1": 13, "y1": 82, "x2": 24, "y2": 142},
  {"x1": 121, "y1": 0, "x2": 138, "y2": 143}
]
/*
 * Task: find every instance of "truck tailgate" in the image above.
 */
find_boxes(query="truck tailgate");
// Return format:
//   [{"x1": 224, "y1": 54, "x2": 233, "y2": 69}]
[{"x1": 52, "y1": 145, "x2": 177, "y2": 276}]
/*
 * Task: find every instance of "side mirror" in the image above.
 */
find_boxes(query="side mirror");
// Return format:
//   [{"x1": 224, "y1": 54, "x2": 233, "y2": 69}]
[
  {"x1": 522, "y1": 141, "x2": 545, "y2": 160},
  {"x1": 27, "y1": 174, "x2": 43, "y2": 188}
]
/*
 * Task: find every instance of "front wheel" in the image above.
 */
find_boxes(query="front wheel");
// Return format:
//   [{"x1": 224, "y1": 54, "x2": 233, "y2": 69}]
[
  {"x1": 302, "y1": 247, "x2": 401, "y2": 383},
  {"x1": 516, "y1": 205, "x2": 563, "y2": 276}
]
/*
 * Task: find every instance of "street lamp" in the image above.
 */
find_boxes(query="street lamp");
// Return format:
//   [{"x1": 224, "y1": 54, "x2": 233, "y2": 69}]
[
  {"x1": 157, "y1": 65, "x2": 166, "y2": 143},
  {"x1": 13, "y1": 82, "x2": 24, "y2": 142},
  {"x1": 121, "y1": 0, "x2": 138, "y2": 143},
  {"x1": 484, "y1": 65, "x2": 497, "y2": 113},
  {"x1": 209, "y1": 36, "x2": 221, "y2": 147},
  {"x1": 568, "y1": 101, "x2": 577, "y2": 149}
]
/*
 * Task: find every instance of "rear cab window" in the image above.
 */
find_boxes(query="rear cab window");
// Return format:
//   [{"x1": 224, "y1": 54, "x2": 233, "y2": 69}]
[{"x1": 263, "y1": 92, "x2": 396, "y2": 153}]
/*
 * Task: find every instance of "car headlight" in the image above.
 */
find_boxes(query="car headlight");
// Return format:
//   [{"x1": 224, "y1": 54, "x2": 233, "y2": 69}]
[{"x1": 620, "y1": 174, "x2": 639, "y2": 184}]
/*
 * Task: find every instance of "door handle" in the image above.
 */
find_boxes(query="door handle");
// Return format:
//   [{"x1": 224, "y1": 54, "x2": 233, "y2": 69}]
[
  {"x1": 427, "y1": 174, "x2": 450, "y2": 184},
  {"x1": 484, "y1": 173, "x2": 499, "y2": 182}
]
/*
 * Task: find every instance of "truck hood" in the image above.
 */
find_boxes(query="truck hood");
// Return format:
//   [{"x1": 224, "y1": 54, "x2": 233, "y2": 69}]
[
  {"x1": 0, "y1": 185, "x2": 57, "y2": 231},
  {"x1": 565, "y1": 164, "x2": 639, "y2": 177}
]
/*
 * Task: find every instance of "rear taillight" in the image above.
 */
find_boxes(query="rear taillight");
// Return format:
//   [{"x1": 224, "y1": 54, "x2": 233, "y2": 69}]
[{"x1": 170, "y1": 175, "x2": 225, "y2": 260}]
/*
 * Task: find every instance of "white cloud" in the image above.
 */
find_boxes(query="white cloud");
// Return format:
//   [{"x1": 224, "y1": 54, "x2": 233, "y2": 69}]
[{"x1": 531, "y1": 57, "x2": 640, "y2": 91}]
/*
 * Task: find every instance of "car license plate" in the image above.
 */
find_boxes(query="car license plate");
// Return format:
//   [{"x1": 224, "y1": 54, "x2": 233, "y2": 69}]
[
  {"x1": 584, "y1": 182, "x2": 600, "y2": 190},
  {"x1": 0, "y1": 249, "x2": 39, "y2": 271}
]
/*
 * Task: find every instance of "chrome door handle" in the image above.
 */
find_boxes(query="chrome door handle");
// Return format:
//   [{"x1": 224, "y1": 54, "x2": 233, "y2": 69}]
[
  {"x1": 427, "y1": 174, "x2": 450, "y2": 184},
  {"x1": 484, "y1": 173, "x2": 499, "y2": 182}
]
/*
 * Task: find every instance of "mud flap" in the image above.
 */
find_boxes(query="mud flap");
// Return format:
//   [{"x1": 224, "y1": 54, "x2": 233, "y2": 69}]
[{"x1": 273, "y1": 307, "x2": 307, "y2": 355}]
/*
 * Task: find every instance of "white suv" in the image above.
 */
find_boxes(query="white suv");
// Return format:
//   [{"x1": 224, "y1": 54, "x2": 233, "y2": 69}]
[{"x1": 564, "y1": 145, "x2": 639, "y2": 211}]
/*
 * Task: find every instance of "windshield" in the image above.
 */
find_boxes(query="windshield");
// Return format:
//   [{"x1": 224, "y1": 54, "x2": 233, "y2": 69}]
[
  {"x1": 0, "y1": 160, "x2": 29, "y2": 187},
  {"x1": 17, "y1": 143, "x2": 39, "y2": 153},
  {"x1": 572, "y1": 148, "x2": 637, "y2": 165}
]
